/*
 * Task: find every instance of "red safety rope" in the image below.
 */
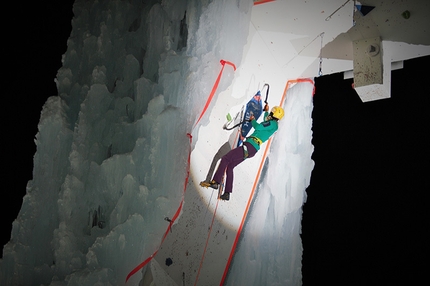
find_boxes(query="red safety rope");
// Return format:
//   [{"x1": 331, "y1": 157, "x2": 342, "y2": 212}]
[
  {"x1": 194, "y1": 60, "x2": 236, "y2": 128},
  {"x1": 194, "y1": 196, "x2": 220, "y2": 286},
  {"x1": 254, "y1": 0, "x2": 276, "y2": 5},
  {"x1": 219, "y1": 78, "x2": 314, "y2": 285},
  {"x1": 125, "y1": 59, "x2": 236, "y2": 283},
  {"x1": 193, "y1": 124, "x2": 241, "y2": 285}
]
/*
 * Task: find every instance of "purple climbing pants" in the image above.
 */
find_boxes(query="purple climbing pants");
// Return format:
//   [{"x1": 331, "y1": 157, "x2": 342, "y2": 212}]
[{"x1": 212, "y1": 142, "x2": 258, "y2": 194}]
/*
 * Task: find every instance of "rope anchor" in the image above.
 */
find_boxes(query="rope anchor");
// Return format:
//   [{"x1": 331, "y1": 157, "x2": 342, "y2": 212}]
[{"x1": 164, "y1": 217, "x2": 173, "y2": 233}]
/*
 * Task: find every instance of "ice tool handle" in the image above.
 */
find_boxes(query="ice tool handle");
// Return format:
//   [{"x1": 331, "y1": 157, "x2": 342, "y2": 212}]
[{"x1": 262, "y1": 83, "x2": 269, "y2": 105}]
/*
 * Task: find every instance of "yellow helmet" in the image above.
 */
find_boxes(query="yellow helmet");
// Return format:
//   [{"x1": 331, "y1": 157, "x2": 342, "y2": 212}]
[{"x1": 270, "y1": 106, "x2": 284, "y2": 120}]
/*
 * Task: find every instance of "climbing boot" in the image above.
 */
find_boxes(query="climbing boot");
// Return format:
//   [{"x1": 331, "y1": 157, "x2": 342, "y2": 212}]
[
  {"x1": 220, "y1": 192, "x2": 230, "y2": 201},
  {"x1": 200, "y1": 180, "x2": 219, "y2": 190}
]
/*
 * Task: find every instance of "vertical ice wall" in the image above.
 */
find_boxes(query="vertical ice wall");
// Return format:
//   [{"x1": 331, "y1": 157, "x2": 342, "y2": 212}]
[
  {"x1": 0, "y1": 0, "x2": 253, "y2": 285},
  {"x1": 226, "y1": 81, "x2": 314, "y2": 285}
]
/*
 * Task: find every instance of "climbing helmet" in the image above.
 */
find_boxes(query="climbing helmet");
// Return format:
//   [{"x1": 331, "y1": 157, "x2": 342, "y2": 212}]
[{"x1": 270, "y1": 106, "x2": 284, "y2": 120}]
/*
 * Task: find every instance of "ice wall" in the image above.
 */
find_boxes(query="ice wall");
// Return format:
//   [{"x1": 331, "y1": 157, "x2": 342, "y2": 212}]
[
  {"x1": 0, "y1": 0, "x2": 252, "y2": 285},
  {"x1": 226, "y1": 81, "x2": 314, "y2": 285}
]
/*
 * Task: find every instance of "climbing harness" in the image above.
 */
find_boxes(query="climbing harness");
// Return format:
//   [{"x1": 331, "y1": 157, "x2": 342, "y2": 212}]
[{"x1": 248, "y1": 136, "x2": 262, "y2": 146}]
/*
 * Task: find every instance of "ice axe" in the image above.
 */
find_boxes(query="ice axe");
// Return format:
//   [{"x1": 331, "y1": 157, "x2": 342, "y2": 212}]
[{"x1": 262, "y1": 83, "x2": 269, "y2": 106}]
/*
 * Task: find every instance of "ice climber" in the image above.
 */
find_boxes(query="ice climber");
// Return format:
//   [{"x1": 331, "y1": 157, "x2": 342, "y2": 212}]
[{"x1": 201, "y1": 105, "x2": 284, "y2": 201}]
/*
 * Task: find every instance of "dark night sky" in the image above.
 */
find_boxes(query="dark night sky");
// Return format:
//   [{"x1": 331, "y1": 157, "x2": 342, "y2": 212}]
[
  {"x1": 2, "y1": 2, "x2": 429, "y2": 285},
  {"x1": 2, "y1": 0, "x2": 74, "y2": 251},
  {"x1": 303, "y1": 56, "x2": 429, "y2": 285}
]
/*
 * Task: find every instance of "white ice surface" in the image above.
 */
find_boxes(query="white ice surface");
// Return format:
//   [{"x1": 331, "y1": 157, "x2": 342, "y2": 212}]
[{"x1": 1, "y1": 1, "x2": 322, "y2": 285}]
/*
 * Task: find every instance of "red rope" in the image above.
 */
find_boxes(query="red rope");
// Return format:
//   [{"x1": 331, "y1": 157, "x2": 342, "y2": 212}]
[
  {"x1": 194, "y1": 195, "x2": 220, "y2": 286},
  {"x1": 194, "y1": 120, "x2": 243, "y2": 284},
  {"x1": 125, "y1": 134, "x2": 190, "y2": 283},
  {"x1": 125, "y1": 60, "x2": 236, "y2": 283},
  {"x1": 219, "y1": 78, "x2": 314, "y2": 285},
  {"x1": 254, "y1": 0, "x2": 276, "y2": 5},
  {"x1": 194, "y1": 60, "x2": 236, "y2": 128}
]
